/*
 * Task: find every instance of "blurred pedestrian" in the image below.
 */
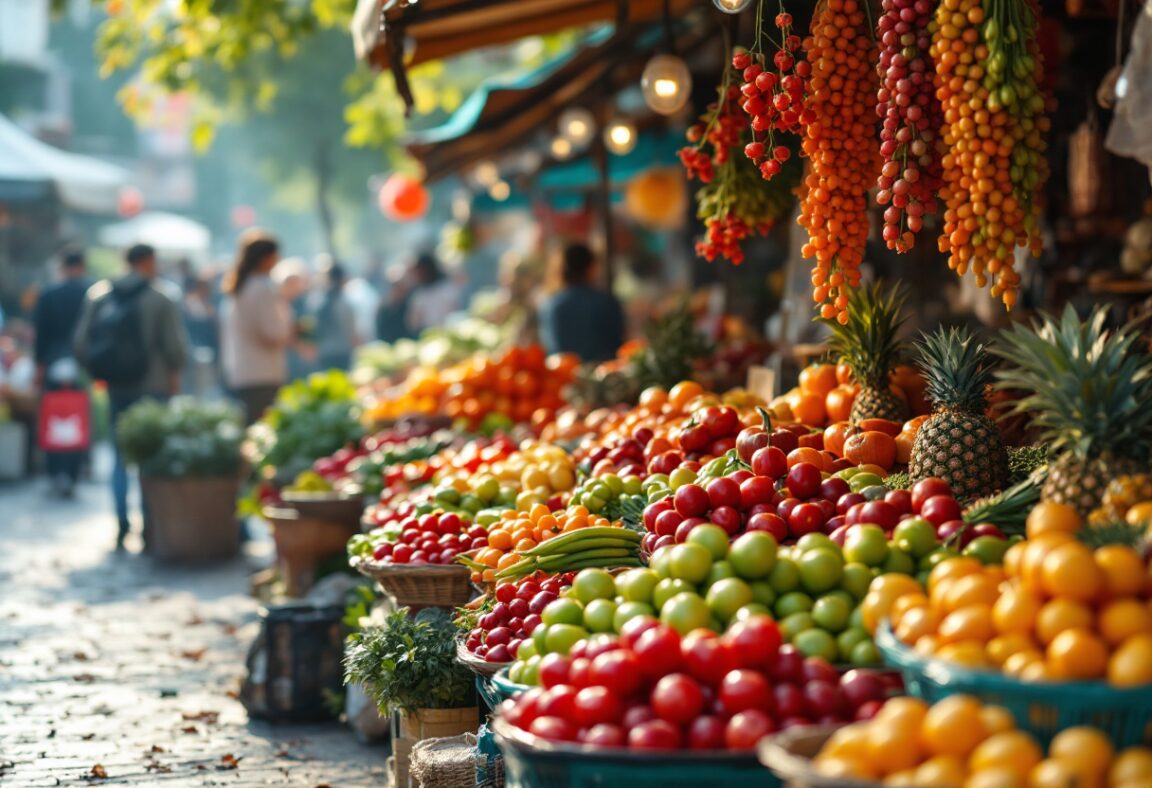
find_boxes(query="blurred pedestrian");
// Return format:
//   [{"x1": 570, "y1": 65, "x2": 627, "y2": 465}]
[
  {"x1": 33, "y1": 247, "x2": 91, "y2": 496},
  {"x1": 376, "y1": 263, "x2": 413, "y2": 342},
  {"x1": 406, "y1": 252, "x2": 461, "y2": 334},
  {"x1": 220, "y1": 230, "x2": 293, "y2": 425},
  {"x1": 307, "y1": 258, "x2": 359, "y2": 372},
  {"x1": 74, "y1": 244, "x2": 188, "y2": 550},
  {"x1": 271, "y1": 257, "x2": 315, "y2": 381},
  {"x1": 182, "y1": 275, "x2": 220, "y2": 395},
  {"x1": 538, "y1": 243, "x2": 624, "y2": 362}
]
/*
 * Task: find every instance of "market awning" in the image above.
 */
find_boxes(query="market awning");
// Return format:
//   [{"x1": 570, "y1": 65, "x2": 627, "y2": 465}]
[
  {"x1": 352, "y1": 0, "x2": 698, "y2": 110},
  {"x1": 405, "y1": 19, "x2": 712, "y2": 181},
  {"x1": 98, "y1": 212, "x2": 212, "y2": 260},
  {"x1": 0, "y1": 114, "x2": 131, "y2": 214}
]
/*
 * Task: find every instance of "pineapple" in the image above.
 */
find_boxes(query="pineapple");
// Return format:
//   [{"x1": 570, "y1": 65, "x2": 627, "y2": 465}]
[
  {"x1": 909, "y1": 326, "x2": 1008, "y2": 502},
  {"x1": 994, "y1": 305, "x2": 1152, "y2": 516},
  {"x1": 825, "y1": 283, "x2": 910, "y2": 422}
]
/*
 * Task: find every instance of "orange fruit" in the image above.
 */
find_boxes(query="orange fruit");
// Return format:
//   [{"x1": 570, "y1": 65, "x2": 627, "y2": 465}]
[
  {"x1": 941, "y1": 573, "x2": 1002, "y2": 614},
  {"x1": 820, "y1": 723, "x2": 873, "y2": 762},
  {"x1": 992, "y1": 586, "x2": 1042, "y2": 635},
  {"x1": 799, "y1": 363, "x2": 839, "y2": 398},
  {"x1": 1049, "y1": 726, "x2": 1114, "y2": 779},
  {"x1": 1047, "y1": 628, "x2": 1109, "y2": 680},
  {"x1": 638, "y1": 386, "x2": 668, "y2": 409},
  {"x1": 920, "y1": 694, "x2": 988, "y2": 759},
  {"x1": 877, "y1": 696, "x2": 930, "y2": 727},
  {"x1": 964, "y1": 766, "x2": 1027, "y2": 788},
  {"x1": 1109, "y1": 747, "x2": 1152, "y2": 786},
  {"x1": 883, "y1": 769, "x2": 920, "y2": 785},
  {"x1": 1020, "y1": 661, "x2": 1053, "y2": 682},
  {"x1": 929, "y1": 558, "x2": 986, "y2": 596},
  {"x1": 978, "y1": 705, "x2": 1017, "y2": 736},
  {"x1": 1094, "y1": 544, "x2": 1147, "y2": 598},
  {"x1": 1126, "y1": 501, "x2": 1152, "y2": 528},
  {"x1": 791, "y1": 393, "x2": 828, "y2": 426},
  {"x1": 936, "y1": 640, "x2": 993, "y2": 668},
  {"x1": 1025, "y1": 501, "x2": 1083, "y2": 539},
  {"x1": 668, "y1": 380, "x2": 704, "y2": 409},
  {"x1": 1041, "y1": 542, "x2": 1103, "y2": 602},
  {"x1": 836, "y1": 361, "x2": 854, "y2": 384},
  {"x1": 862, "y1": 574, "x2": 925, "y2": 633},
  {"x1": 867, "y1": 717, "x2": 924, "y2": 776},
  {"x1": 892, "y1": 592, "x2": 931, "y2": 620},
  {"x1": 1098, "y1": 598, "x2": 1152, "y2": 646},
  {"x1": 968, "y1": 731, "x2": 1043, "y2": 780},
  {"x1": 1108, "y1": 633, "x2": 1152, "y2": 687},
  {"x1": 1028, "y1": 757, "x2": 1092, "y2": 788},
  {"x1": 1019, "y1": 532, "x2": 1076, "y2": 592},
  {"x1": 915, "y1": 755, "x2": 967, "y2": 788},
  {"x1": 895, "y1": 605, "x2": 942, "y2": 644},
  {"x1": 825, "y1": 386, "x2": 856, "y2": 423},
  {"x1": 814, "y1": 756, "x2": 876, "y2": 780},
  {"x1": 986, "y1": 633, "x2": 1038, "y2": 666},
  {"x1": 1035, "y1": 598, "x2": 1094, "y2": 645},
  {"x1": 938, "y1": 605, "x2": 995, "y2": 645},
  {"x1": 1002, "y1": 650, "x2": 1045, "y2": 677}
]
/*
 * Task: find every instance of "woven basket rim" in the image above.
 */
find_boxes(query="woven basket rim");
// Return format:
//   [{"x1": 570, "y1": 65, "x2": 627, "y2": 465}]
[
  {"x1": 455, "y1": 640, "x2": 511, "y2": 676},
  {"x1": 757, "y1": 725, "x2": 887, "y2": 788},
  {"x1": 281, "y1": 490, "x2": 361, "y2": 502},
  {"x1": 353, "y1": 557, "x2": 472, "y2": 579}
]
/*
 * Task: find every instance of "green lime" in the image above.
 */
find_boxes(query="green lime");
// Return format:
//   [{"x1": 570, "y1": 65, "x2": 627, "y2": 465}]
[
  {"x1": 669, "y1": 467, "x2": 698, "y2": 490},
  {"x1": 794, "y1": 628, "x2": 839, "y2": 661},
  {"x1": 706, "y1": 578, "x2": 753, "y2": 622},
  {"x1": 541, "y1": 598, "x2": 585, "y2": 627},
  {"x1": 881, "y1": 547, "x2": 916, "y2": 576},
  {"x1": 532, "y1": 624, "x2": 549, "y2": 653},
  {"x1": 613, "y1": 601, "x2": 655, "y2": 632},
  {"x1": 583, "y1": 599, "x2": 617, "y2": 633},
  {"x1": 850, "y1": 639, "x2": 882, "y2": 666},
  {"x1": 688, "y1": 524, "x2": 731, "y2": 561},
  {"x1": 797, "y1": 533, "x2": 838, "y2": 554},
  {"x1": 798, "y1": 549, "x2": 844, "y2": 594},
  {"x1": 840, "y1": 562, "x2": 874, "y2": 601},
  {"x1": 893, "y1": 517, "x2": 939, "y2": 558},
  {"x1": 544, "y1": 624, "x2": 588, "y2": 655},
  {"x1": 728, "y1": 531, "x2": 779, "y2": 580},
  {"x1": 669, "y1": 543, "x2": 713, "y2": 584},
  {"x1": 779, "y1": 612, "x2": 816, "y2": 641},
  {"x1": 517, "y1": 639, "x2": 538, "y2": 660},
  {"x1": 843, "y1": 525, "x2": 890, "y2": 567},
  {"x1": 508, "y1": 661, "x2": 525, "y2": 684},
  {"x1": 964, "y1": 536, "x2": 1010, "y2": 565},
  {"x1": 811, "y1": 595, "x2": 852, "y2": 633},
  {"x1": 571, "y1": 568, "x2": 617, "y2": 603},
  {"x1": 750, "y1": 580, "x2": 777, "y2": 608},
  {"x1": 774, "y1": 591, "x2": 814, "y2": 618},
  {"x1": 706, "y1": 561, "x2": 736, "y2": 588},
  {"x1": 616, "y1": 568, "x2": 660, "y2": 603},
  {"x1": 649, "y1": 546, "x2": 673, "y2": 579},
  {"x1": 521, "y1": 654, "x2": 541, "y2": 685},
  {"x1": 733, "y1": 603, "x2": 772, "y2": 622},
  {"x1": 660, "y1": 592, "x2": 712, "y2": 635},
  {"x1": 837, "y1": 627, "x2": 870, "y2": 661},
  {"x1": 653, "y1": 578, "x2": 695, "y2": 609},
  {"x1": 768, "y1": 557, "x2": 801, "y2": 593}
]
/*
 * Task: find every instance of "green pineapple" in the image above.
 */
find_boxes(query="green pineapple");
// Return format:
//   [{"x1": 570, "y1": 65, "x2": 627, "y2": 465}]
[
  {"x1": 825, "y1": 283, "x2": 910, "y2": 422},
  {"x1": 910, "y1": 326, "x2": 1008, "y2": 502},
  {"x1": 994, "y1": 305, "x2": 1152, "y2": 516}
]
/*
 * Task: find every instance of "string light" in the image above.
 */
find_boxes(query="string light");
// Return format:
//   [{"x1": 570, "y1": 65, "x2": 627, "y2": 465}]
[
  {"x1": 712, "y1": 0, "x2": 754, "y2": 12},
  {"x1": 604, "y1": 120, "x2": 637, "y2": 155},
  {"x1": 550, "y1": 137, "x2": 574, "y2": 159},
  {"x1": 558, "y1": 107, "x2": 595, "y2": 147},
  {"x1": 641, "y1": 54, "x2": 692, "y2": 115}
]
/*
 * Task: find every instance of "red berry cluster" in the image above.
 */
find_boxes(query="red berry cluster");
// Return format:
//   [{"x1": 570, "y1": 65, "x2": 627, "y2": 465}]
[
  {"x1": 734, "y1": 13, "x2": 812, "y2": 180},
  {"x1": 678, "y1": 84, "x2": 745, "y2": 185},
  {"x1": 875, "y1": 0, "x2": 943, "y2": 252},
  {"x1": 465, "y1": 574, "x2": 575, "y2": 663},
  {"x1": 370, "y1": 511, "x2": 483, "y2": 565}
]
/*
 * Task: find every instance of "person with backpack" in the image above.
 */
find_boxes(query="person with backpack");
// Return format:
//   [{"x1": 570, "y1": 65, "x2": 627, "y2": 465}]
[{"x1": 74, "y1": 244, "x2": 188, "y2": 551}]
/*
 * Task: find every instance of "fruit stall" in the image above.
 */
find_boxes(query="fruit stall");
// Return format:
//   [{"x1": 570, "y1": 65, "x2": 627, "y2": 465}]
[{"x1": 226, "y1": 0, "x2": 1152, "y2": 783}]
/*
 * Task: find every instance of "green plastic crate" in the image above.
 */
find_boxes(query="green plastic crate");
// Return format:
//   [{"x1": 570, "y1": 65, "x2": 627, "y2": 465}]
[
  {"x1": 492, "y1": 718, "x2": 778, "y2": 788},
  {"x1": 876, "y1": 622, "x2": 1152, "y2": 747}
]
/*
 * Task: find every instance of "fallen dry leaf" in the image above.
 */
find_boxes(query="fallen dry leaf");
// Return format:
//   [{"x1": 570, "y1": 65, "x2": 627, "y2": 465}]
[
  {"x1": 225, "y1": 689, "x2": 239, "y2": 699},
  {"x1": 180, "y1": 726, "x2": 198, "y2": 734},
  {"x1": 217, "y1": 753, "x2": 242, "y2": 770},
  {"x1": 180, "y1": 711, "x2": 219, "y2": 724},
  {"x1": 179, "y1": 648, "x2": 206, "y2": 662},
  {"x1": 73, "y1": 674, "x2": 97, "y2": 683},
  {"x1": 81, "y1": 734, "x2": 95, "y2": 741},
  {"x1": 150, "y1": 745, "x2": 165, "y2": 753},
  {"x1": 72, "y1": 652, "x2": 90, "y2": 662},
  {"x1": 89, "y1": 763, "x2": 107, "y2": 778},
  {"x1": 314, "y1": 784, "x2": 332, "y2": 788}
]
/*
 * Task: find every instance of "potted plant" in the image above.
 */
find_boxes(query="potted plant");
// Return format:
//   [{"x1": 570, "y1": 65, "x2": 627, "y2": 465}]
[
  {"x1": 118, "y1": 397, "x2": 244, "y2": 560},
  {"x1": 344, "y1": 607, "x2": 477, "y2": 786}
]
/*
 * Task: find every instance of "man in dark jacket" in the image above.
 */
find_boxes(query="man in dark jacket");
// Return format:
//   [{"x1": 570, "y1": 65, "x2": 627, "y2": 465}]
[
  {"x1": 74, "y1": 244, "x2": 188, "y2": 550},
  {"x1": 33, "y1": 248, "x2": 91, "y2": 496}
]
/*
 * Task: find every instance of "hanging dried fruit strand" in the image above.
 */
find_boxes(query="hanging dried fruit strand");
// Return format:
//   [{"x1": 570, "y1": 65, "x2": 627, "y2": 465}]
[
  {"x1": 875, "y1": 0, "x2": 944, "y2": 251},
  {"x1": 931, "y1": 0, "x2": 1050, "y2": 309},
  {"x1": 798, "y1": 0, "x2": 881, "y2": 325}
]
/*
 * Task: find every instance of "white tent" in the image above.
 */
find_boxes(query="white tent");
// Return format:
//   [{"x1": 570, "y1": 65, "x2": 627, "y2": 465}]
[
  {"x1": 0, "y1": 113, "x2": 131, "y2": 213},
  {"x1": 98, "y1": 211, "x2": 211, "y2": 261}
]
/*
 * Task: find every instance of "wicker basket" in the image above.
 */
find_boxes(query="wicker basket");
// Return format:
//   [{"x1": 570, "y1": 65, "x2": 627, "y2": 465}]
[
  {"x1": 280, "y1": 491, "x2": 365, "y2": 526},
  {"x1": 353, "y1": 557, "x2": 474, "y2": 609},
  {"x1": 457, "y1": 640, "x2": 512, "y2": 678},
  {"x1": 758, "y1": 725, "x2": 884, "y2": 788}
]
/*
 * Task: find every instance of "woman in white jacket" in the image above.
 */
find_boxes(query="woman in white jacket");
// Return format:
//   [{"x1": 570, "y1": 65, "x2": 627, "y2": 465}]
[{"x1": 220, "y1": 230, "x2": 293, "y2": 425}]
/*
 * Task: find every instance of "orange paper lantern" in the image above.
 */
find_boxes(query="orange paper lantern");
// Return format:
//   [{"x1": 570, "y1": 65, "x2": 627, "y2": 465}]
[
  {"x1": 624, "y1": 168, "x2": 685, "y2": 230},
  {"x1": 378, "y1": 173, "x2": 430, "y2": 222}
]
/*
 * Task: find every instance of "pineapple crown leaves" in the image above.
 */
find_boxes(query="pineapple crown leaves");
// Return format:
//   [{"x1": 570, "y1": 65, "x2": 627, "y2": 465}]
[
  {"x1": 822, "y1": 282, "x2": 909, "y2": 389},
  {"x1": 913, "y1": 325, "x2": 996, "y2": 413},
  {"x1": 993, "y1": 304, "x2": 1152, "y2": 461}
]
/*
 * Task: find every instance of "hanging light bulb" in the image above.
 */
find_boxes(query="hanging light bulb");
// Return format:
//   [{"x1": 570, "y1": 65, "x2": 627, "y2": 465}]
[
  {"x1": 712, "y1": 0, "x2": 754, "y2": 12},
  {"x1": 604, "y1": 120, "x2": 637, "y2": 156},
  {"x1": 641, "y1": 54, "x2": 692, "y2": 115},
  {"x1": 558, "y1": 107, "x2": 595, "y2": 147},
  {"x1": 488, "y1": 181, "x2": 511, "y2": 202},
  {"x1": 473, "y1": 161, "x2": 499, "y2": 187},
  {"x1": 550, "y1": 136, "x2": 574, "y2": 160}
]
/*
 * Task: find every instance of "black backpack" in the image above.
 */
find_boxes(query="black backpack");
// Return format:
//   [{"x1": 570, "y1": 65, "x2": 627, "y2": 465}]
[{"x1": 84, "y1": 281, "x2": 150, "y2": 386}]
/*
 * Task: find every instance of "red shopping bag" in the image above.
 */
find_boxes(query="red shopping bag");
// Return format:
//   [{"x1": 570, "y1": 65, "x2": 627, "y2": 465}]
[{"x1": 38, "y1": 390, "x2": 91, "y2": 452}]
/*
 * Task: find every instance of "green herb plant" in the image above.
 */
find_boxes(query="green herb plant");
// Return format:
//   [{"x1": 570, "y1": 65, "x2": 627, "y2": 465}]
[{"x1": 117, "y1": 397, "x2": 244, "y2": 478}]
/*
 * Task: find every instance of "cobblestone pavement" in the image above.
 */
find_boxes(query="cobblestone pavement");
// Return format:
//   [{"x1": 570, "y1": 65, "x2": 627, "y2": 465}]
[{"x1": 0, "y1": 476, "x2": 389, "y2": 787}]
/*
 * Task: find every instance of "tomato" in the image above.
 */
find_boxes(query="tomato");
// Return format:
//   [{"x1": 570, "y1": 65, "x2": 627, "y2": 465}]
[
  {"x1": 705, "y1": 477, "x2": 741, "y2": 509},
  {"x1": 710, "y1": 505, "x2": 743, "y2": 536},
  {"x1": 654, "y1": 509, "x2": 684, "y2": 537},
  {"x1": 643, "y1": 498, "x2": 673, "y2": 531},
  {"x1": 650, "y1": 673, "x2": 705, "y2": 724},
  {"x1": 921, "y1": 495, "x2": 962, "y2": 526},
  {"x1": 739, "y1": 475, "x2": 778, "y2": 509},
  {"x1": 725, "y1": 709, "x2": 776, "y2": 750},
  {"x1": 628, "y1": 720, "x2": 683, "y2": 750},
  {"x1": 856, "y1": 500, "x2": 900, "y2": 530},
  {"x1": 773, "y1": 683, "x2": 806, "y2": 719},
  {"x1": 751, "y1": 446, "x2": 788, "y2": 478},
  {"x1": 529, "y1": 715, "x2": 578, "y2": 741},
  {"x1": 673, "y1": 484, "x2": 711, "y2": 518},
  {"x1": 838, "y1": 669, "x2": 886, "y2": 710},
  {"x1": 681, "y1": 629, "x2": 739, "y2": 686},
  {"x1": 686, "y1": 715, "x2": 727, "y2": 750},
  {"x1": 736, "y1": 426, "x2": 770, "y2": 464},
  {"x1": 843, "y1": 430, "x2": 897, "y2": 469},
  {"x1": 581, "y1": 723, "x2": 627, "y2": 748},
  {"x1": 538, "y1": 686, "x2": 579, "y2": 719},
  {"x1": 746, "y1": 512, "x2": 788, "y2": 541},
  {"x1": 769, "y1": 428, "x2": 800, "y2": 454},
  {"x1": 633, "y1": 626, "x2": 684, "y2": 679},
  {"x1": 718, "y1": 669, "x2": 774, "y2": 714},
  {"x1": 911, "y1": 478, "x2": 953, "y2": 512},
  {"x1": 788, "y1": 502, "x2": 826, "y2": 537},
  {"x1": 621, "y1": 703, "x2": 656, "y2": 728},
  {"x1": 776, "y1": 497, "x2": 804, "y2": 522},
  {"x1": 678, "y1": 425, "x2": 711, "y2": 453},
  {"x1": 573, "y1": 686, "x2": 624, "y2": 727},
  {"x1": 836, "y1": 492, "x2": 865, "y2": 515},
  {"x1": 589, "y1": 650, "x2": 643, "y2": 697},
  {"x1": 820, "y1": 477, "x2": 851, "y2": 501},
  {"x1": 568, "y1": 657, "x2": 592, "y2": 688},
  {"x1": 722, "y1": 616, "x2": 782, "y2": 670},
  {"x1": 785, "y1": 462, "x2": 823, "y2": 499},
  {"x1": 538, "y1": 654, "x2": 571, "y2": 688},
  {"x1": 618, "y1": 615, "x2": 660, "y2": 649},
  {"x1": 770, "y1": 644, "x2": 805, "y2": 684}
]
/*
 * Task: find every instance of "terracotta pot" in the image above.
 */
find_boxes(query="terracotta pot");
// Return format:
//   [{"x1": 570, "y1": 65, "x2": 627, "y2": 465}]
[
  {"x1": 141, "y1": 476, "x2": 240, "y2": 561},
  {"x1": 263, "y1": 505, "x2": 360, "y2": 597}
]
